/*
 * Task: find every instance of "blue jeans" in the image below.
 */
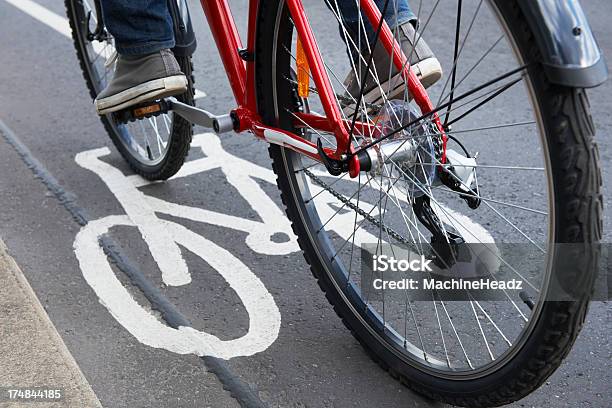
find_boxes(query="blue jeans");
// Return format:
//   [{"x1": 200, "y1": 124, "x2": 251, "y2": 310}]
[
  {"x1": 101, "y1": 0, "x2": 414, "y2": 56},
  {"x1": 331, "y1": 0, "x2": 415, "y2": 32},
  {"x1": 100, "y1": 0, "x2": 175, "y2": 55},
  {"x1": 327, "y1": 0, "x2": 416, "y2": 61}
]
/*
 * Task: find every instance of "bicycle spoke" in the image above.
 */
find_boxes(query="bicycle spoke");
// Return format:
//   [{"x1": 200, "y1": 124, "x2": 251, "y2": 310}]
[
  {"x1": 347, "y1": 171, "x2": 363, "y2": 282},
  {"x1": 436, "y1": 0, "x2": 484, "y2": 109},
  {"x1": 471, "y1": 300, "x2": 495, "y2": 361},
  {"x1": 473, "y1": 299, "x2": 512, "y2": 347},
  {"x1": 440, "y1": 300, "x2": 474, "y2": 369},
  {"x1": 433, "y1": 297, "x2": 451, "y2": 368},
  {"x1": 442, "y1": 0, "x2": 463, "y2": 127}
]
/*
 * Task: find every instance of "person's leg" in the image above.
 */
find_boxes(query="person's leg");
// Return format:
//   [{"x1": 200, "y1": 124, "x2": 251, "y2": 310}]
[
  {"x1": 379, "y1": 0, "x2": 415, "y2": 27},
  {"x1": 94, "y1": 0, "x2": 187, "y2": 115},
  {"x1": 332, "y1": 0, "x2": 441, "y2": 110},
  {"x1": 332, "y1": 0, "x2": 416, "y2": 42},
  {"x1": 100, "y1": 0, "x2": 175, "y2": 56}
]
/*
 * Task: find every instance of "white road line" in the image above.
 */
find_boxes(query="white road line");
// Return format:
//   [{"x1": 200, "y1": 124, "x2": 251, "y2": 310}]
[
  {"x1": 194, "y1": 89, "x2": 207, "y2": 101},
  {"x1": 2, "y1": 0, "x2": 207, "y2": 99},
  {"x1": 3, "y1": 0, "x2": 71, "y2": 37}
]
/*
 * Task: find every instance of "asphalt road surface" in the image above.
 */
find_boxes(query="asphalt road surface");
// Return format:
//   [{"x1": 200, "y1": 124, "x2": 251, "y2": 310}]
[{"x1": 0, "y1": 0, "x2": 610, "y2": 407}]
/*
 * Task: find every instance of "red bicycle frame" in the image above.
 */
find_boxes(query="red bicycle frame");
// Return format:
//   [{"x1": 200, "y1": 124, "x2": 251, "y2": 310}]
[{"x1": 199, "y1": 0, "x2": 446, "y2": 177}]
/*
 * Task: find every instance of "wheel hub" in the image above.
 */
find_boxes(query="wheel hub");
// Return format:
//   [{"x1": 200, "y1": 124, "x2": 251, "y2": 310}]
[{"x1": 367, "y1": 101, "x2": 440, "y2": 197}]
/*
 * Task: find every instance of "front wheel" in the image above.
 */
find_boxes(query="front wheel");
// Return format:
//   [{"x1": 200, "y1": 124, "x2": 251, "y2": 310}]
[{"x1": 255, "y1": 0, "x2": 601, "y2": 406}]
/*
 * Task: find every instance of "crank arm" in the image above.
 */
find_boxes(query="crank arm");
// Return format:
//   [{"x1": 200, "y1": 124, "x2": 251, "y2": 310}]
[
  {"x1": 165, "y1": 97, "x2": 235, "y2": 133},
  {"x1": 113, "y1": 97, "x2": 236, "y2": 133}
]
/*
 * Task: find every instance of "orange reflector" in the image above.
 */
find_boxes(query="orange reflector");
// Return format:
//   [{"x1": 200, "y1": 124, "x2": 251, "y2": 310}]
[
  {"x1": 296, "y1": 36, "x2": 310, "y2": 98},
  {"x1": 133, "y1": 103, "x2": 161, "y2": 117}
]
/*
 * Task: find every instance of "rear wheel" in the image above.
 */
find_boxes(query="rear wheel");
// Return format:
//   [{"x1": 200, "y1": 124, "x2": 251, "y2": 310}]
[
  {"x1": 256, "y1": 0, "x2": 601, "y2": 405},
  {"x1": 66, "y1": 0, "x2": 194, "y2": 180}
]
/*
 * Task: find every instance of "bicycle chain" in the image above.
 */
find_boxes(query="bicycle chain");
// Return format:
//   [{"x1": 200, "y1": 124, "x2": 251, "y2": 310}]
[{"x1": 303, "y1": 168, "x2": 411, "y2": 246}]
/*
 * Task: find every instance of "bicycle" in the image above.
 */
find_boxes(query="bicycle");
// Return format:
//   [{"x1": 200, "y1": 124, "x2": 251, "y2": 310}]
[{"x1": 65, "y1": 0, "x2": 606, "y2": 406}]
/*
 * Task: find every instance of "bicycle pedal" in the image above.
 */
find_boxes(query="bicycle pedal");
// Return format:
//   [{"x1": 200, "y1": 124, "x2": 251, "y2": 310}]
[{"x1": 113, "y1": 99, "x2": 171, "y2": 124}]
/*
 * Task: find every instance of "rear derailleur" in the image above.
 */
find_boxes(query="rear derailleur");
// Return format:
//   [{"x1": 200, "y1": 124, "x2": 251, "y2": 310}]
[
  {"x1": 412, "y1": 148, "x2": 482, "y2": 268},
  {"x1": 438, "y1": 148, "x2": 481, "y2": 210}
]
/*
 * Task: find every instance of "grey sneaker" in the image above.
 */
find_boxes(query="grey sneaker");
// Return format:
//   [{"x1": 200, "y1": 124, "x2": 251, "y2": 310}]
[
  {"x1": 343, "y1": 21, "x2": 442, "y2": 112},
  {"x1": 95, "y1": 49, "x2": 188, "y2": 115}
]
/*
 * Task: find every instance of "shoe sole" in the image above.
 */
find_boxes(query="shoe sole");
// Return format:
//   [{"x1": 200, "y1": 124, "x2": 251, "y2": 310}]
[
  {"x1": 342, "y1": 58, "x2": 442, "y2": 115},
  {"x1": 95, "y1": 75, "x2": 188, "y2": 115}
]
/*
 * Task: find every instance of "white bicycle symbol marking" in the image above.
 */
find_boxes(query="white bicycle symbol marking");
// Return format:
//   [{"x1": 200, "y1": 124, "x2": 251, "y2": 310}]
[{"x1": 73, "y1": 132, "x2": 494, "y2": 359}]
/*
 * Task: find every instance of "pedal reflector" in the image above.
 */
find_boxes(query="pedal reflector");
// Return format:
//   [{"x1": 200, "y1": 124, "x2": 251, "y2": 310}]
[
  {"x1": 133, "y1": 103, "x2": 162, "y2": 118},
  {"x1": 113, "y1": 99, "x2": 170, "y2": 124}
]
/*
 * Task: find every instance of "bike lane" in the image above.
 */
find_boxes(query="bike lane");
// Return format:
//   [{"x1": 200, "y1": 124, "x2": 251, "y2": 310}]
[{"x1": 0, "y1": 1, "x2": 610, "y2": 408}]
